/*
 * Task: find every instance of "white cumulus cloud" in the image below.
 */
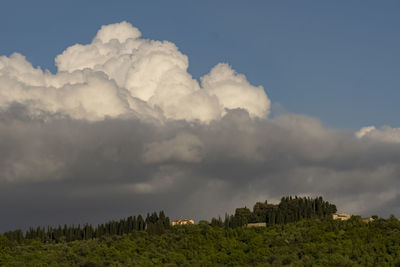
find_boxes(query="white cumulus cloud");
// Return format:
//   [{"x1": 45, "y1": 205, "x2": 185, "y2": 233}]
[
  {"x1": 0, "y1": 21, "x2": 270, "y2": 123},
  {"x1": 356, "y1": 125, "x2": 400, "y2": 143}
]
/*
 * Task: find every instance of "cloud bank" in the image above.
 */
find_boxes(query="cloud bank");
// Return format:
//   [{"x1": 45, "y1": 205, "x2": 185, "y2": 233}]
[{"x1": 0, "y1": 22, "x2": 399, "y2": 231}]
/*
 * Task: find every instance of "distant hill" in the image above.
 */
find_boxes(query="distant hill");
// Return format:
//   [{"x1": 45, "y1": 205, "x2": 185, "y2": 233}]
[{"x1": 1, "y1": 196, "x2": 400, "y2": 266}]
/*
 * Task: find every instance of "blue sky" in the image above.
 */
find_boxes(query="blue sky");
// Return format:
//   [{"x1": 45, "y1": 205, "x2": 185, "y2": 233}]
[{"x1": 1, "y1": 0, "x2": 399, "y2": 129}]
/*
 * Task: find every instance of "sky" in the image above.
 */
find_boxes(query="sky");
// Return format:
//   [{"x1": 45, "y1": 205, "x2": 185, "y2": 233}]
[
  {"x1": 0, "y1": 1, "x2": 400, "y2": 231},
  {"x1": 2, "y1": 1, "x2": 400, "y2": 129}
]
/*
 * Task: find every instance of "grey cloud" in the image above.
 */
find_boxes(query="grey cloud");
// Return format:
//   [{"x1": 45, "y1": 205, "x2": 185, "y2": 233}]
[
  {"x1": 143, "y1": 133, "x2": 204, "y2": 163},
  {"x1": 1, "y1": 107, "x2": 400, "y2": 231}
]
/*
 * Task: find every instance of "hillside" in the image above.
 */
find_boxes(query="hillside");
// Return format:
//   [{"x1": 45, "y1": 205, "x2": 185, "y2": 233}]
[
  {"x1": 2, "y1": 217, "x2": 400, "y2": 266},
  {"x1": 1, "y1": 196, "x2": 400, "y2": 266}
]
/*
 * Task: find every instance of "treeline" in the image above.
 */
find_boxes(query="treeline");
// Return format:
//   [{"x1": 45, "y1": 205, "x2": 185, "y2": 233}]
[
  {"x1": 3, "y1": 211, "x2": 170, "y2": 243},
  {"x1": 213, "y1": 196, "x2": 337, "y2": 228},
  {"x1": 3, "y1": 196, "x2": 336, "y2": 243}
]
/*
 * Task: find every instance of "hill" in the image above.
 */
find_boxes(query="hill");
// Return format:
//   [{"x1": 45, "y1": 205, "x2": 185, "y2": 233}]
[{"x1": 1, "y1": 196, "x2": 400, "y2": 266}]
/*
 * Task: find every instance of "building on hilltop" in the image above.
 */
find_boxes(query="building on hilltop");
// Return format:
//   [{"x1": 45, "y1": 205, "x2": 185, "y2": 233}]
[
  {"x1": 362, "y1": 217, "x2": 374, "y2": 223},
  {"x1": 172, "y1": 219, "x2": 194, "y2": 226},
  {"x1": 333, "y1": 214, "x2": 375, "y2": 223},
  {"x1": 247, "y1": 222, "x2": 266, "y2": 227},
  {"x1": 332, "y1": 213, "x2": 351, "y2": 220}
]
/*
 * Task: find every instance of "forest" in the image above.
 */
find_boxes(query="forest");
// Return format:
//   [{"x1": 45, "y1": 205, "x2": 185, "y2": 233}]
[{"x1": 1, "y1": 196, "x2": 400, "y2": 266}]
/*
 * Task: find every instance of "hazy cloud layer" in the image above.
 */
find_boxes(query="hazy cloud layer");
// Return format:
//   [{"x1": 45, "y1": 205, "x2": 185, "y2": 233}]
[{"x1": 0, "y1": 22, "x2": 399, "y2": 231}]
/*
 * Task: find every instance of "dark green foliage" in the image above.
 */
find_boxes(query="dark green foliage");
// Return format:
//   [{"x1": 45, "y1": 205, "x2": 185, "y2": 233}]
[
  {"x1": 4, "y1": 211, "x2": 170, "y2": 244},
  {"x1": 3, "y1": 229, "x2": 24, "y2": 244},
  {"x1": 262, "y1": 196, "x2": 337, "y2": 225},
  {"x1": 219, "y1": 196, "x2": 337, "y2": 228},
  {"x1": 210, "y1": 216, "x2": 223, "y2": 227},
  {"x1": 145, "y1": 211, "x2": 171, "y2": 234},
  {"x1": 1, "y1": 218, "x2": 400, "y2": 266}
]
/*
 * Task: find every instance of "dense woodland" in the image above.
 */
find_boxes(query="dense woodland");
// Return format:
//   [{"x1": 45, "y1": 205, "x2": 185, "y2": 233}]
[
  {"x1": 219, "y1": 196, "x2": 337, "y2": 228},
  {"x1": 1, "y1": 196, "x2": 400, "y2": 266},
  {"x1": 3, "y1": 211, "x2": 170, "y2": 244}
]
